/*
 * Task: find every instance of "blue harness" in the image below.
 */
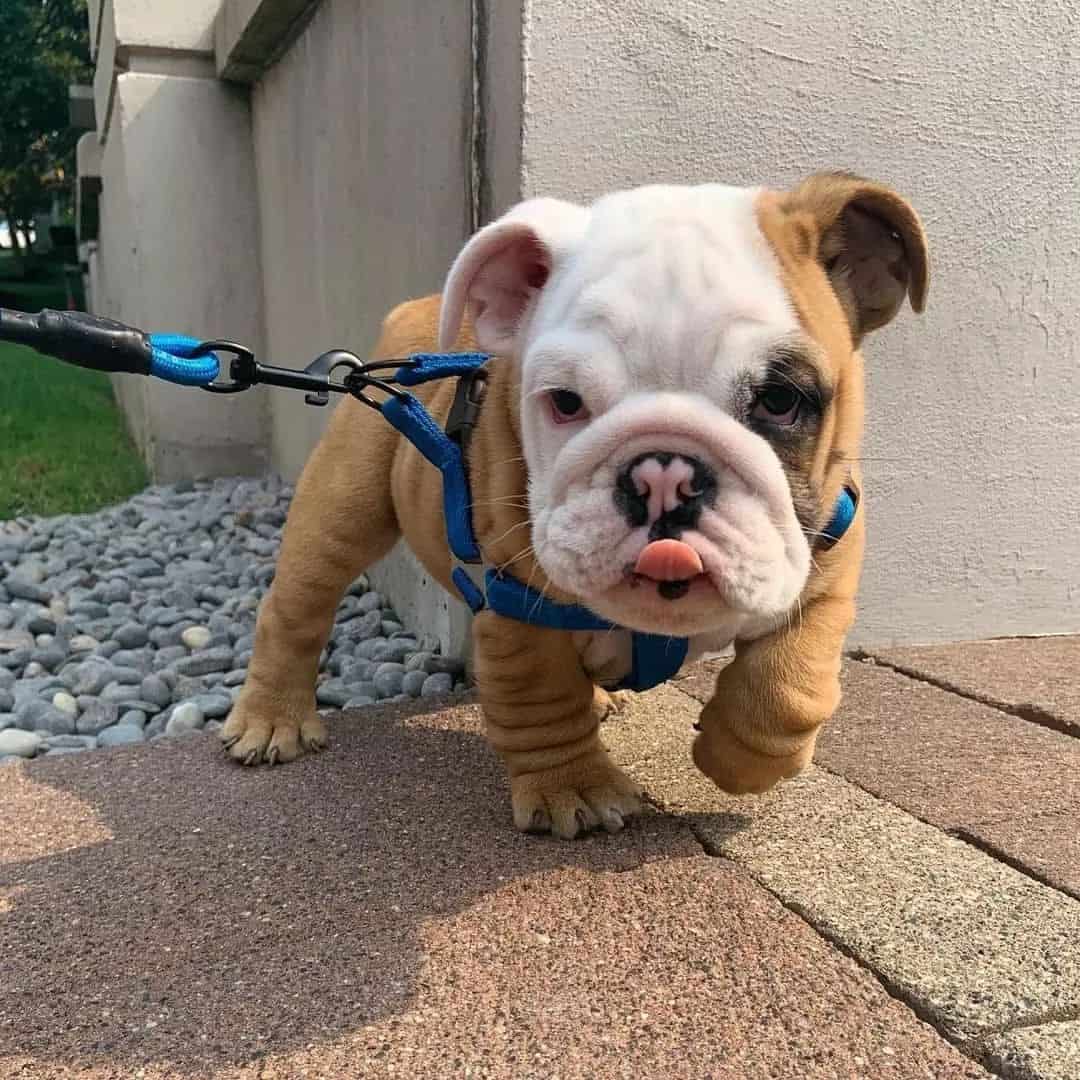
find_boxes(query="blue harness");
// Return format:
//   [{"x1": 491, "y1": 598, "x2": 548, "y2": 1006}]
[
  {"x1": 142, "y1": 339, "x2": 858, "y2": 693},
  {"x1": 377, "y1": 352, "x2": 858, "y2": 693}
]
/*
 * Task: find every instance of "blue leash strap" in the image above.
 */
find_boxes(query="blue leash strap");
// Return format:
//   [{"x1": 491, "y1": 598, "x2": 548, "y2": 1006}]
[
  {"x1": 0, "y1": 308, "x2": 224, "y2": 385},
  {"x1": 147, "y1": 334, "x2": 221, "y2": 386}
]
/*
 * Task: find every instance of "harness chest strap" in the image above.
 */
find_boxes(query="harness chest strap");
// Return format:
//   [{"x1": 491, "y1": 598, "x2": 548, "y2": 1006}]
[{"x1": 379, "y1": 353, "x2": 859, "y2": 693}]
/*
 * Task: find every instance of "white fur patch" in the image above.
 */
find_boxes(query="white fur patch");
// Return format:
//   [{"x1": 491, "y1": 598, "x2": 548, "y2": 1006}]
[{"x1": 450, "y1": 184, "x2": 815, "y2": 652}]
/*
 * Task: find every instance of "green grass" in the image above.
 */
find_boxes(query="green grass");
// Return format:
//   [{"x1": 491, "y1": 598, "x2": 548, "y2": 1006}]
[{"x1": 0, "y1": 256, "x2": 148, "y2": 519}]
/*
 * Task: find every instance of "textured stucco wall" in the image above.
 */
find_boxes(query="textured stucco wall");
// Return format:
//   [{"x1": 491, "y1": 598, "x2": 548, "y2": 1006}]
[{"x1": 520, "y1": 0, "x2": 1080, "y2": 645}]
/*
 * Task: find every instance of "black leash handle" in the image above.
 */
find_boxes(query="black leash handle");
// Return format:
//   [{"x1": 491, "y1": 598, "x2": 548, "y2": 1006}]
[{"x1": 0, "y1": 308, "x2": 154, "y2": 375}]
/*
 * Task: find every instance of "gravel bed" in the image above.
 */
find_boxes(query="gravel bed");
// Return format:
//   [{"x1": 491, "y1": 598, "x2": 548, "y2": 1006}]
[{"x1": 0, "y1": 475, "x2": 465, "y2": 763}]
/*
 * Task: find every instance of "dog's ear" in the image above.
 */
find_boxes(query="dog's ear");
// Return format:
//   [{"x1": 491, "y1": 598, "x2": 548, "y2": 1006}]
[
  {"x1": 439, "y1": 198, "x2": 590, "y2": 353},
  {"x1": 780, "y1": 173, "x2": 929, "y2": 340}
]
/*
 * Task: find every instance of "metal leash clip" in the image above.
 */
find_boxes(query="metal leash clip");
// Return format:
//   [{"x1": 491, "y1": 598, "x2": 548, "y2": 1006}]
[{"x1": 200, "y1": 341, "x2": 417, "y2": 410}]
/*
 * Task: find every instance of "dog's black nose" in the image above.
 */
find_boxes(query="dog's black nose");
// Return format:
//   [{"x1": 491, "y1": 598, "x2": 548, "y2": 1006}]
[{"x1": 613, "y1": 452, "x2": 716, "y2": 535}]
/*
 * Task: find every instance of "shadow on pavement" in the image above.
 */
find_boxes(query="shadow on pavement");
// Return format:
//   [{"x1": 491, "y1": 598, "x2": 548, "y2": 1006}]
[{"x1": 0, "y1": 698, "x2": 698, "y2": 1075}]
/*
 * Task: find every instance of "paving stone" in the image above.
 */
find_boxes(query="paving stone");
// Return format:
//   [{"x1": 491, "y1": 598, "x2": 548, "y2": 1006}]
[
  {"x1": 818, "y1": 661, "x2": 1080, "y2": 899},
  {"x1": 967, "y1": 810, "x2": 1080, "y2": 902},
  {"x1": 983, "y1": 1020, "x2": 1080, "y2": 1080},
  {"x1": 670, "y1": 653, "x2": 732, "y2": 704},
  {"x1": 870, "y1": 636, "x2": 1080, "y2": 736},
  {"x1": 606, "y1": 684, "x2": 1080, "y2": 1044},
  {"x1": 0, "y1": 698, "x2": 983, "y2": 1079}
]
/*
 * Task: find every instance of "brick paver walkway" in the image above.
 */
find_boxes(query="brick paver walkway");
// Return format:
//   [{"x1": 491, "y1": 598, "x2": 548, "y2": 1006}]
[{"x1": 1, "y1": 638, "x2": 1077, "y2": 1078}]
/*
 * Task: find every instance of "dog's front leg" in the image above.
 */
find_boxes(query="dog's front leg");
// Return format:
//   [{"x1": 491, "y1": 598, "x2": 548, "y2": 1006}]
[
  {"x1": 692, "y1": 589, "x2": 856, "y2": 795},
  {"x1": 472, "y1": 612, "x2": 642, "y2": 839},
  {"x1": 221, "y1": 399, "x2": 400, "y2": 765}
]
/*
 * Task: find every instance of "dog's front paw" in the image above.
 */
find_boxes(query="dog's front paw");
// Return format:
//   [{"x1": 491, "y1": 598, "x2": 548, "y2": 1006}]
[
  {"x1": 510, "y1": 750, "x2": 642, "y2": 839},
  {"x1": 691, "y1": 723, "x2": 814, "y2": 795},
  {"x1": 220, "y1": 692, "x2": 327, "y2": 766}
]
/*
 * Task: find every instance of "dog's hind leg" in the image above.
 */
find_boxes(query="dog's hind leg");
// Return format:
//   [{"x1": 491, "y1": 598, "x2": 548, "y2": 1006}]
[{"x1": 220, "y1": 390, "x2": 400, "y2": 764}]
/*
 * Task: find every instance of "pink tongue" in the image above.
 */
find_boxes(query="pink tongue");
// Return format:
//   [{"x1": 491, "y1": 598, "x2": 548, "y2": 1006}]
[{"x1": 634, "y1": 539, "x2": 704, "y2": 582}]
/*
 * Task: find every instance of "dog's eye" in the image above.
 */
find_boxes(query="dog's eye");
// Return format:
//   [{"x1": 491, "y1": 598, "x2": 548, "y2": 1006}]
[
  {"x1": 751, "y1": 385, "x2": 802, "y2": 426},
  {"x1": 549, "y1": 389, "x2": 589, "y2": 424}
]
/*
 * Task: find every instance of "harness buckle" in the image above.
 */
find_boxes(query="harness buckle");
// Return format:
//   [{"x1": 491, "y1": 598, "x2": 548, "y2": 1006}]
[
  {"x1": 450, "y1": 557, "x2": 487, "y2": 613},
  {"x1": 445, "y1": 368, "x2": 489, "y2": 453}
]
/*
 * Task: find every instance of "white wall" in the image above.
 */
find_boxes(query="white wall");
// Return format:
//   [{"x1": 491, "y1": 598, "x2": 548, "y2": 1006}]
[{"x1": 520, "y1": 0, "x2": 1080, "y2": 645}]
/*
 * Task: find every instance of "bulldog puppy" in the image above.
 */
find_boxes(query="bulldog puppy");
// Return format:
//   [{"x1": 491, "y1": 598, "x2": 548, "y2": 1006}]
[{"x1": 221, "y1": 172, "x2": 928, "y2": 839}]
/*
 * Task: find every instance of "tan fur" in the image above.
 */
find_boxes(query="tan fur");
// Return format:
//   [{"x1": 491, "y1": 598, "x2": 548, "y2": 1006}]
[
  {"x1": 691, "y1": 175, "x2": 928, "y2": 793},
  {"x1": 221, "y1": 296, "x2": 636, "y2": 836},
  {"x1": 223, "y1": 174, "x2": 928, "y2": 836}
]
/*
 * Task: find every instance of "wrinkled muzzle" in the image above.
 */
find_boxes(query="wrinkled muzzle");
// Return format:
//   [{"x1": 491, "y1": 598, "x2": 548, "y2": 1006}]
[{"x1": 530, "y1": 393, "x2": 812, "y2": 637}]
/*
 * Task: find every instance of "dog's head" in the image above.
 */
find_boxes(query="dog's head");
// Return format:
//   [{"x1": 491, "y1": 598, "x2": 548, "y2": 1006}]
[{"x1": 439, "y1": 175, "x2": 928, "y2": 639}]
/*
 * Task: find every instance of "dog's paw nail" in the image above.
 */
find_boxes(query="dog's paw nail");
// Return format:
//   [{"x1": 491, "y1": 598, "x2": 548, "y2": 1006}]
[
  {"x1": 241, "y1": 748, "x2": 261, "y2": 766},
  {"x1": 266, "y1": 747, "x2": 280, "y2": 766},
  {"x1": 529, "y1": 809, "x2": 550, "y2": 833},
  {"x1": 602, "y1": 809, "x2": 625, "y2": 834},
  {"x1": 221, "y1": 734, "x2": 241, "y2": 749},
  {"x1": 574, "y1": 808, "x2": 591, "y2": 835}
]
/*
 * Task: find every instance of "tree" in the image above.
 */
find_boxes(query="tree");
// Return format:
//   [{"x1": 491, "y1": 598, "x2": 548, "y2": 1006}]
[{"x1": 0, "y1": 0, "x2": 92, "y2": 259}]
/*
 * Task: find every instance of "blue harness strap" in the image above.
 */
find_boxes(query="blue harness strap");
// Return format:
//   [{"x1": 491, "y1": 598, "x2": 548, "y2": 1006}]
[
  {"x1": 381, "y1": 351, "x2": 859, "y2": 694},
  {"x1": 381, "y1": 392, "x2": 482, "y2": 563},
  {"x1": 451, "y1": 567, "x2": 690, "y2": 691},
  {"x1": 628, "y1": 633, "x2": 691, "y2": 693},
  {"x1": 393, "y1": 353, "x2": 491, "y2": 385},
  {"x1": 380, "y1": 352, "x2": 491, "y2": 564},
  {"x1": 821, "y1": 484, "x2": 858, "y2": 547}
]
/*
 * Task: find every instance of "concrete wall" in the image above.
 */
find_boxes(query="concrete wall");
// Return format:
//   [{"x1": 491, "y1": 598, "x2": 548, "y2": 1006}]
[
  {"x1": 91, "y1": 2, "x2": 270, "y2": 483},
  {"x1": 249, "y1": 0, "x2": 479, "y2": 652},
  {"x1": 520, "y1": 0, "x2": 1080, "y2": 645},
  {"x1": 251, "y1": 0, "x2": 475, "y2": 476}
]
